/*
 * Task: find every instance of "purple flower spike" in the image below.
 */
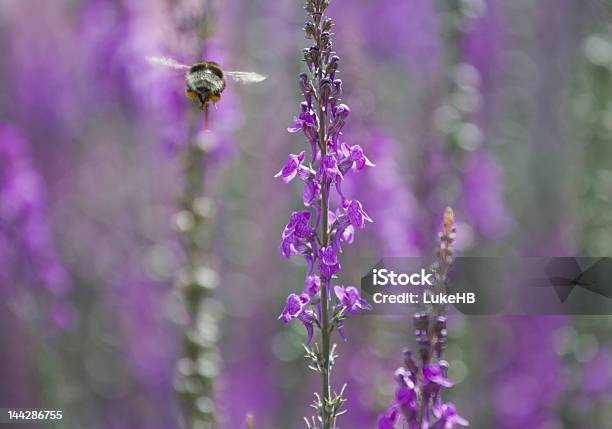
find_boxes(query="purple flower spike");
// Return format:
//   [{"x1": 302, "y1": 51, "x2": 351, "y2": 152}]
[
  {"x1": 377, "y1": 210, "x2": 467, "y2": 428},
  {"x1": 275, "y1": 151, "x2": 306, "y2": 183},
  {"x1": 333, "y1": 286, "x2": 372, "y2": 315},
  {"x1": 278, "y1": 1, "x2": 373, "y2": 424},
  {"x1": 347, "y1": 200, "x2": 373, "y2": 228}
]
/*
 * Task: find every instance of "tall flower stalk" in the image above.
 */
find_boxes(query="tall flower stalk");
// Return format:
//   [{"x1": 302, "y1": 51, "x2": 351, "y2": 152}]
[
  {"x1": 277, "y1": 1, "x2": 373, "y2": 427},
  {"x1": 377, "y1": 208, "x2": 468, "y2": 429},
  {"x1": 173, "y1": 113, "x2": 220, "y2": 428}
]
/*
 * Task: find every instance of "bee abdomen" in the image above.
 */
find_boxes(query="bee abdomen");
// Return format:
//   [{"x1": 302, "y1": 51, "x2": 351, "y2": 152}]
[{"x1": 186, "y1": 63, "x2": 226, "y2": 95}]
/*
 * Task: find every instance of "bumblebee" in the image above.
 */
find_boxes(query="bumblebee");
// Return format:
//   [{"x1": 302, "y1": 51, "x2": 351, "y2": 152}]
[
  {"x1": 147, "y1": 56, "x2": 266, "y2": 125},
  {"x1": 184, "y1": 61, "x2": 226, "y2": 109}
]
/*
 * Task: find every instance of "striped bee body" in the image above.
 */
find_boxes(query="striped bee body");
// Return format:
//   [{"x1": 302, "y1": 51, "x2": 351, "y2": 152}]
[{"x1": 185, "y1": 62, "x2": 226, "y2": 107}]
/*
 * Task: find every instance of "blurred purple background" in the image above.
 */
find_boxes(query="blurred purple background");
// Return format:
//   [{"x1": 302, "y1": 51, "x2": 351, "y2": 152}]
[{"x1": 1, "y1": 0, "x2": 612, "y2": 428}]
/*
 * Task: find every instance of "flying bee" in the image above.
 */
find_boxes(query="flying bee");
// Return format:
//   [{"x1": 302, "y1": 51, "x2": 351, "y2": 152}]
[{"x1": 146, "y1": 56, "x2": 266, "y2": 126}]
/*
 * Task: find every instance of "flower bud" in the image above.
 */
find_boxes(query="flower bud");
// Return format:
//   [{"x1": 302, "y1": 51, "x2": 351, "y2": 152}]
[
  {"x1": 299, "y1": 73, "x2": 312, "y2": 95},
  {"x1": 304, "y1": 21, "x2": 317, "y2": 39},
  {"x1": 402, "y1": 348, "x2": 418, "y2": 373},
  {"x1": 322, "y1": 17, "x2": 333, "y2": 32},
  {"x1": 320, "y1": 31, "x2": 331, "y2": 48},
  {"x1": 327, "y1": 55, "x2": 340, "y2": 77},
  {"x1": 303, "y1": 123, "x2": 318, "y2": 143},
  {"x1": 303, "y1": 48, "x2": 313, "y2": 71},
  {"x1": 319, "y1": 77, "x2": 332, "y2": 105},
  {"x1": 330, "y1": 79, "x2": 342, "y2": 99},
  {"x1": 333, "y1": 103, "x2": 350, "y2": 120},
  {"x1": 308, "y1": 47, "x2": 320, "y2": 69}
]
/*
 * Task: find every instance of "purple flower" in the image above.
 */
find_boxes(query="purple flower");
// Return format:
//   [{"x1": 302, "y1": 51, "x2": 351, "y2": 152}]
[
  {"x1": 280, "y1": 235, "x2": 306, "y2": 258},
  {"x1": 341, "y1": 224, "x2": 354, "y2": 244},
  {"x1": 274, "y1": 151, "x2": 305, "y2": 183},
  {"x1": 304, "y1": 275, "x2": 321, "y2": 295},
  {"x1": 349, "y1": 144, "x2": 375, "y2": 171},
  {"x1": 279, "y1": 211, "x2": 316, "y2": 258},
  {"x1": 394, "y1": 366, "x2": 416, "y2": 387},
  {"x1": 432, "y1": 403, "x2": 469, "y2": 429},
  {"x1": 395, "y1": 383, "x2": 418, "y2": 425},
  {"x1": 317, "y1": 154, "x2": 343, "y2": 184},
  {"x1": 423, "y1": 364, "x2": 454, "y2": 389},
  {"x1": 333, "y1": 286, "x2": 372, "y2": 315},
  {"x1": 302, "y1": 178, "x2": 321, "y2": 206},
  {"x1": 318, "y1": 246, "x2": 341, "y2": 277},
  {"x1": 299, "y1": 310, "x2": 316, "y2": 345},
  {"x1": 278, "y1": 293, "x2": 310, "y2": 324},
  {"x1": 278, "y1": 293, "x2": 316, "y2": 345},
  {"x1": 329, "y1": 103, "x2": 350, "y2": 135},
  {"x1": 347, "y1": 199, "x2": 373, "y2": 228},
  {"x1": 377, "y1": 409, "x2": 399, "y2": 429},
  {"x1": 288, "y1": 103, "x2": 316, "y2": 133},
  {"x1": 396, "y1": 384, "x2": 418, "y2": 409},
  {"x1": 285, "y1": 210, "x2": 314, "y2": 239}
]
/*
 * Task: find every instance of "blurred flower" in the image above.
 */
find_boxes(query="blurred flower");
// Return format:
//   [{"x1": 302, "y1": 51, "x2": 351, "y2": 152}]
[
  {"x1": 491, "y1": 317, "x2": 567, "y2": 428},
  {"x1": 0, "y1": 124, "x2": 71, "y2": 303},
  {"x1": 362, "y1": 130, "x2": 422, "y2": 256},
  {"x1": 462, "y1": 151, "x2": 511, "y2": 239}
]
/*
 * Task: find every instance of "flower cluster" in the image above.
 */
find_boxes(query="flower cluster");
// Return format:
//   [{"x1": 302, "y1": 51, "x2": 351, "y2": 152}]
[
  {"x1": 277, "y1": 2, "x2": 374, "y2": 340},
  {"x1": 277, "y1": 0, "x2": 373, "y2": 427},
  {"x1": 377, "y1": 208, "x2": 468, "y2": 429}
]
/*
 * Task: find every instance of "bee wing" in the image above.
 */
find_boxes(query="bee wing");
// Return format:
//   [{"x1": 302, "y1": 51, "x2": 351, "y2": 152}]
[
  {"x1": 225, "y1": 71, "x2": 267, "y2": 84},
  {"x1": 146, "y1": 55, "x2": 190, "y2": 70}
]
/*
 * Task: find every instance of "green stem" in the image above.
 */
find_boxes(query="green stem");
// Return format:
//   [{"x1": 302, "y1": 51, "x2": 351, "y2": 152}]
[
  {"x1": 310, "y1": 2, "x2": 333, "y2": 426},
  {"x1": 319, "y1": 100, "x2": 332, "y2": 429},
  {"x1": 178, "y1": 113, "x2": 217, "y2": 428},
  {"x1": 318, "y1": 43, "x2": 332, "y2": 429}
]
